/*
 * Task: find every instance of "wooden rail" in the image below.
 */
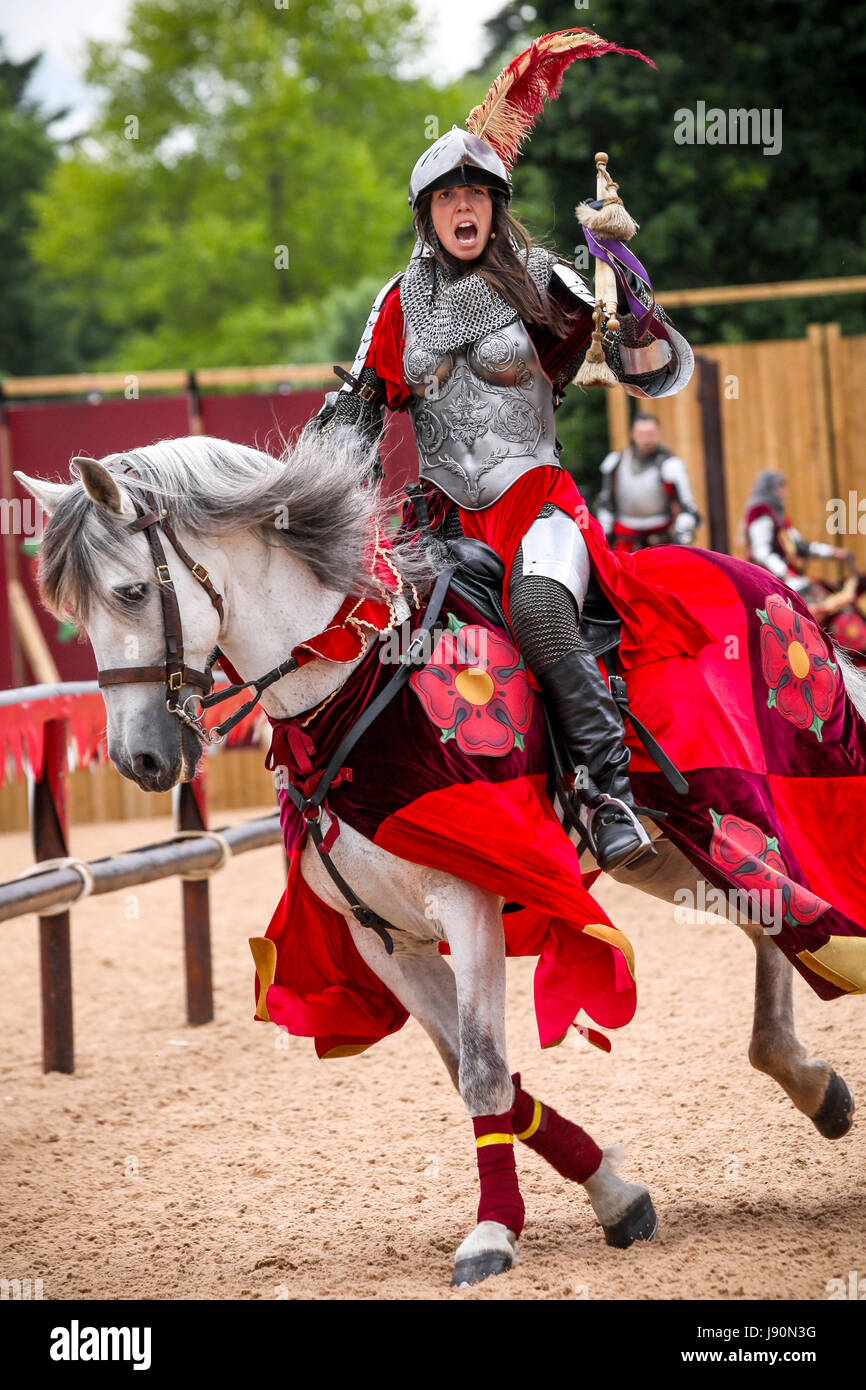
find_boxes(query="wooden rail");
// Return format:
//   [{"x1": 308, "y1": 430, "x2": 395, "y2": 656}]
[
  {"x1": 0, "y1": 363, "x2": 346, "y2": 399},
  {"x1": 0, "y1": 686, "x2": 282, "y2": 1073},
  {"x1": 659, "y1": 276, "x2": 866, "y2": 309}
]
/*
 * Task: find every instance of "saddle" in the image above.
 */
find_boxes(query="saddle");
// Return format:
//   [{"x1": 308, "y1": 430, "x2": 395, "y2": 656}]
[{"x1": 445, "y1": 535, "x2": 687, "y2": 811}]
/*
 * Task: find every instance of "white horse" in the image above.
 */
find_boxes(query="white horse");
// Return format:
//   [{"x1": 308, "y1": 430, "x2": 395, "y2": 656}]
[{"x1": 16, "y1": 431, "x2": 861, "y2": 1287}]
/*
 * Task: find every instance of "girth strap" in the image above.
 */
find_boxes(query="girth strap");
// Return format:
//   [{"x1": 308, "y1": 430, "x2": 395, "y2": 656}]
[{"x1": 603, "y1": 650, "x2": 689, "y2": 796}]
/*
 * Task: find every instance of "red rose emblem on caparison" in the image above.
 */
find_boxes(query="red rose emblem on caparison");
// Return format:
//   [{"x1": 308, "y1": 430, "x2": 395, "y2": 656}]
[
  {"x1": 709, "y1": 809, "x2": 829, "y2": 929},
  {"x1": 410, "y1": 613, "x2": 533, "y2": 758},
  {"x1": 757, "y1": 592, "x2": 837, "y2": 740}
]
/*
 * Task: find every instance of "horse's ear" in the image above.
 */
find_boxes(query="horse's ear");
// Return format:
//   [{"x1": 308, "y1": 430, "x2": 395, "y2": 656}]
[
  {"x1": 13, "y1": 472, "x2": 69, "y2": 518},
  {"x1": 71, "y1": 457, "x2": 137, "y2": 520}
]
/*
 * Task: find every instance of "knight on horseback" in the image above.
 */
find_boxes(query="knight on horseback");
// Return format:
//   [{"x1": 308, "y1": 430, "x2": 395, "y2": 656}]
[{"x1": 310, "y1": 113, "x2": 701, "y2": 873}]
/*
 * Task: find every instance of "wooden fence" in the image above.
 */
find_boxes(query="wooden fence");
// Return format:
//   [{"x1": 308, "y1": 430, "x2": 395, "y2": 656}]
[
  {"x1": 0, "y1": 694, "x2": 282, "y2": 1074},
  {"x1": 607, "y1": 323, "x2": 866, "y2": 570}
]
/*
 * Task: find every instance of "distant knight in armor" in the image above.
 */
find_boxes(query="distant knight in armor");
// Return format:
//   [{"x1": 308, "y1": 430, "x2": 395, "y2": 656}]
[
  {"x1": 597, "y1": 413, "x2": 700, "y2": 552},
  {"x1": 744, "y1": 470, "x2": 848, "y2": 597},
  {"x1": 307, "y1": 32, "x2": 705, "y2": 872}
]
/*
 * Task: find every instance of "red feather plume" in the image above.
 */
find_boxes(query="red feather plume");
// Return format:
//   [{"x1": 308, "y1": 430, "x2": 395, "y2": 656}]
[{"x1": 466, "y1": 28, "x2": 655, "y2": 169}]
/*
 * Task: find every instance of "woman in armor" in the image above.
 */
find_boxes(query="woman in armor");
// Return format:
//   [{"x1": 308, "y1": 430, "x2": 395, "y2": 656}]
[{"x1": 309, "y1": 36, "x2": 707, "y2": 872}]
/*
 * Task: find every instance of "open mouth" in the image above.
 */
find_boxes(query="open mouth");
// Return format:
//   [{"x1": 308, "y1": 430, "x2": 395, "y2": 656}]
[{"x1": 454, "y1": 220, "x2": 478, "y2": 246}]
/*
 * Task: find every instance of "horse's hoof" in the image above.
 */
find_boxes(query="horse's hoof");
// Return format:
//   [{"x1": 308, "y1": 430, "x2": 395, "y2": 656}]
[
  {"x1": 603, "y1": 1189, "x2": 658, "y2": 1249},
  {"x1": 450, "y1": 1249, "x2": 513, "y2": 1288},
  {"x1": 812, "y1": 1071, "x2": 855, "y2": 1140}
]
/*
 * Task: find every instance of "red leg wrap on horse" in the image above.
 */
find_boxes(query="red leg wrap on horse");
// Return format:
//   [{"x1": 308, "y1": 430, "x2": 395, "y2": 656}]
[
  {"x1": 472, "y1": 1112, "x2": 525, "y2": 1237},
  {"x1": 510, "y1": 1073, "x2": 603, "y2": 1184}
]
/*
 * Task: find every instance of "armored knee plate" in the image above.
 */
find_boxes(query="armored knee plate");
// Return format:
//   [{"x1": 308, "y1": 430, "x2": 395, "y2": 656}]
[{"x1": 519, "y1": 510, "x2": 591, "y2": 612}]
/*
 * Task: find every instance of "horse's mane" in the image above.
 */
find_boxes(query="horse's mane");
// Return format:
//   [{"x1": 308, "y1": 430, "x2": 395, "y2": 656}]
[{"x1": 38, "y1": 429, "x2": 440, "y2": 621}]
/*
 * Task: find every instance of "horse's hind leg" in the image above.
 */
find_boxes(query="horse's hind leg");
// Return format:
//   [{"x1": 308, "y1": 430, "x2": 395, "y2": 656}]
[
  {"x1": 746, "y1": 927, "x2": 855, "y2": 1138},
  {"x1": 611, "y1": 836, "x2": 855, "y2": 1138}
]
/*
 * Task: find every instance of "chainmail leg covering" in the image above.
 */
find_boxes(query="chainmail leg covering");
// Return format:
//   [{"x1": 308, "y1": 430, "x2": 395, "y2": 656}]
[
  {"x1": 508, "y1": 548, "x2": 583, "y2": 676},
  {"x1": 508, "y1": 503, "x2": 583, "y2": 675}
]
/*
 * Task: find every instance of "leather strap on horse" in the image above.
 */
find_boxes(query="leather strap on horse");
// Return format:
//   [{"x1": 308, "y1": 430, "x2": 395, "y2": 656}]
[
  {"x1": 197, "y1": 654, "x2": 301, "y2": 740},
  {"x1": 602, "y1": 650, "x2": 689, "y2": 795},
  {"x1": 95, "y1": 462, "x2": 225, "y2": 699},
  {"x1": 281, "y1": 563, "x2": 456, "y2": 955}
]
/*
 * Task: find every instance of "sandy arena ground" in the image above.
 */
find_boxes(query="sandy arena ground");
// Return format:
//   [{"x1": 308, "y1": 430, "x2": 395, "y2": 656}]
[{"x1": 1, "y1": 808, "x2": 864, "y2": 1302}]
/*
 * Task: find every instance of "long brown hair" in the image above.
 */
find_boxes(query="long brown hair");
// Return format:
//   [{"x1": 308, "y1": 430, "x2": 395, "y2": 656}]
[{"x1": 413, "y1": 188, "x2": 577, "y2": 338}]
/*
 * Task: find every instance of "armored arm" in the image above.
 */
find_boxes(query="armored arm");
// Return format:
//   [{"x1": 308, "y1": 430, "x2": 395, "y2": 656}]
[
  {"x1": 547, "y1": 262, "x2": 693, "y2": 401},
  {"x1": 596, "y1": 450, "x2": 621, "y2": 537},
  {"x1": 660, "y1": 454, "x2": 701, "y2": 542},
  {"x1": 787, "y1": 526, "x2": 837, "y2": 562},
  {"x1": 305, "y1": 272, "x2": 404, "y2": 479},
  {"x1": 748, "y1": 514, "x2": 808, "y2": 589},
  {"x1": 605, "y1": 276, "x2": 694, "y2": 400},
  {"x1": 311, "y1": 366, "x2": 389, "y2": 479}
]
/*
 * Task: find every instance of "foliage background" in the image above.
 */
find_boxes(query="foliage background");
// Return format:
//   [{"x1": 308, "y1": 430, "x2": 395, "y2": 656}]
[{"x1": 2, "y1": 0, "x2": 864, "y2": 492}]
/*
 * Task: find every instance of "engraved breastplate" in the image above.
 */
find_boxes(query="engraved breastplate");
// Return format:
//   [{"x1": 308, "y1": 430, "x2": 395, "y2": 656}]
[
  {"x1": 614, "y1": 450, "x2": 672, "y2": 522},
  {"x1": 403, "y1": 318, "x2": 559, "y2": 510}
]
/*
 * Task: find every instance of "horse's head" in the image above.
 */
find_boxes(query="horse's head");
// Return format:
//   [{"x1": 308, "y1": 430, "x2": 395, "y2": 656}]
[
  {"x1": 16, "y1": 429, "x2": 439, "y2": 792},
  {"x1": 16, "y1": 456, "x2": 222, "y2": 791}
]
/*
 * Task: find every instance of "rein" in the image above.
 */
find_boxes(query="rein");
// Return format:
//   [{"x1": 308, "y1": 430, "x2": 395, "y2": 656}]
[
  {"x1": 276, "y1": 563, "x2": 455, "y2": 955},
  {"x1": 90, "y1": 463, "x2": 455, "y2": 952}
]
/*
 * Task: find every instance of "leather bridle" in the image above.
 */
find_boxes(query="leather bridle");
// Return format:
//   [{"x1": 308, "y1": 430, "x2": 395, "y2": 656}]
[
  {"x1": 96, "y1": 461, "x2": 224, "y2": 691},
  {"x1": 93, "y1": 462, "x2": 293, "y2": 745}
]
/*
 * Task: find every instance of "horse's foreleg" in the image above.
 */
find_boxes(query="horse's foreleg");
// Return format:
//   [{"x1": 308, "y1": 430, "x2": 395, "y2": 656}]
[
  {"x1": 343, "y1": 920, "x2": 462, "y2": 1084},
  {"x1": 746, "y1": 927, "x2": 854, "y2": 1138},
  {"x1": 445, "y1": 902, "x2": 525, "y2": 1288},
  {"x1": 347, "y1": 916, "x2": 654, "y2": 1266},
  {"x1": 510, "y1": 1074, "x2": 658, "y2": 1247}
]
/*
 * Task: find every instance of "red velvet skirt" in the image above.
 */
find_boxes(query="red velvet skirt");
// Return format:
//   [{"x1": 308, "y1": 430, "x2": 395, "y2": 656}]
[{"x1": 458, "y1": 466, "x2": 712, "y2": 670}]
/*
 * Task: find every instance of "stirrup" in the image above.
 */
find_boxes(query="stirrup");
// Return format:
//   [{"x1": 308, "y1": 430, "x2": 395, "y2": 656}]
[{"x1": 584, "y1": 794, "x2": 656, "y2": 870}]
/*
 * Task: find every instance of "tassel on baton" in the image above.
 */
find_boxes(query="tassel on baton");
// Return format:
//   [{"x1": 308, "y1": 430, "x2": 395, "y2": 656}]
[{"x1": 574, "y1": 152, "x2": 638, "y2": 389}]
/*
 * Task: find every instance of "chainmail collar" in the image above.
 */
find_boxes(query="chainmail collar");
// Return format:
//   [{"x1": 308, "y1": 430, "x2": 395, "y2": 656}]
[{"x1": 401, "y1": 241, "x2": 555, "y2": 354}]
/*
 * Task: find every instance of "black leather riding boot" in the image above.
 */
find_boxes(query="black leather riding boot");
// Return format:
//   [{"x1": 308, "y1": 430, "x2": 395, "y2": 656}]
[{"x1": 540, "y1": 648, "x2": 651, "y2": 871}]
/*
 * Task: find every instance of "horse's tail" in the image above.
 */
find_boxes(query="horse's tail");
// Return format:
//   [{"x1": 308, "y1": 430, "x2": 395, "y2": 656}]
[{"x1": 835, "y1": 645, "x2": 866, "y2": 720}]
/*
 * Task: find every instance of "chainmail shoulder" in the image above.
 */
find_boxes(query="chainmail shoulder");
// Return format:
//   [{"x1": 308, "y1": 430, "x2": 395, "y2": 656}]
[
  {"x1": 401, "y1": 245, "x2": 555, "y2": 354},
  {"x1": 436, "y1": 507, "x2": 465, "y2": 541}
]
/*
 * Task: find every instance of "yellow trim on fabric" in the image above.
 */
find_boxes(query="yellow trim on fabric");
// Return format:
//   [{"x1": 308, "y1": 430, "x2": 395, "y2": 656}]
[
  {"x1": 321, "y1": 1044, "x2": 374, "y2": 1058},
  {"x1": 476, "y1": 1133, "x2": 514, "y2": 1148},
  {"x1": 515, "y1": 1099, "x2": 542, "y2": 1142},
  {"x1": 581, "y1": 922, "x2": 636, "y2": 980},
  {"x1": 248, "y1": 937, "x2": 277, "y2": 1021},
  {"x1": 797, "y1": 939, "x2": 866, "y2": 994}
]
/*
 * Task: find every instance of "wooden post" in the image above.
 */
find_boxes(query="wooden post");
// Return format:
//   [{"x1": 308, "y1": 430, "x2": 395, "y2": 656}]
[
  {"x1": 186, "y1": 370, "x2": 203, "y2": 436},
  {"x1": 0, "y1": 397, "x2": 27, "y2": 687},
  {"x1": 175, "y1": 771, "x2": 214, "y2": 1025},
  {"x1": 31, "y1": 718, "x2": 74, "y2": 1073},
  {"x1": 697, "y1": 355, "x2": 729, "y2": 554},
  {"x1": 606, "y1": 386, "x2": 630, "y2": 453}
]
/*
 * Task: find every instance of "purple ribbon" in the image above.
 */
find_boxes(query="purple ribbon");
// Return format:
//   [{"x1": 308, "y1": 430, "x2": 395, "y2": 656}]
[{"x1": 582, "y1": 227, "x2": 670, "y2": 347}]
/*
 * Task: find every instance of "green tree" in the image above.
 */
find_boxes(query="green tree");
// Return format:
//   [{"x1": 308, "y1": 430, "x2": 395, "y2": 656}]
[
  {"x1": 0, "y1": 42, "x2": 78, "y2": 375},
  {"x1": 475, "y1": 1, "x2": 866, "y2": 491},
  {"x1": 29, "y1": 0, "x2": 473, "y2": 370}
]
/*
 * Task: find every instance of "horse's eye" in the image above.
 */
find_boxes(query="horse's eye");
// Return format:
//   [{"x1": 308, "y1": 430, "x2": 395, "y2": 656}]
[{"x1": 116, "y1": 583, "x2": 148, "y2": 604}]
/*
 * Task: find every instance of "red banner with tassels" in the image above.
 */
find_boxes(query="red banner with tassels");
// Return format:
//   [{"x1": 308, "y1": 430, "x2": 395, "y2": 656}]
[{"x1": 0, "y1": 684, "x2": 269, "y2": 788}]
